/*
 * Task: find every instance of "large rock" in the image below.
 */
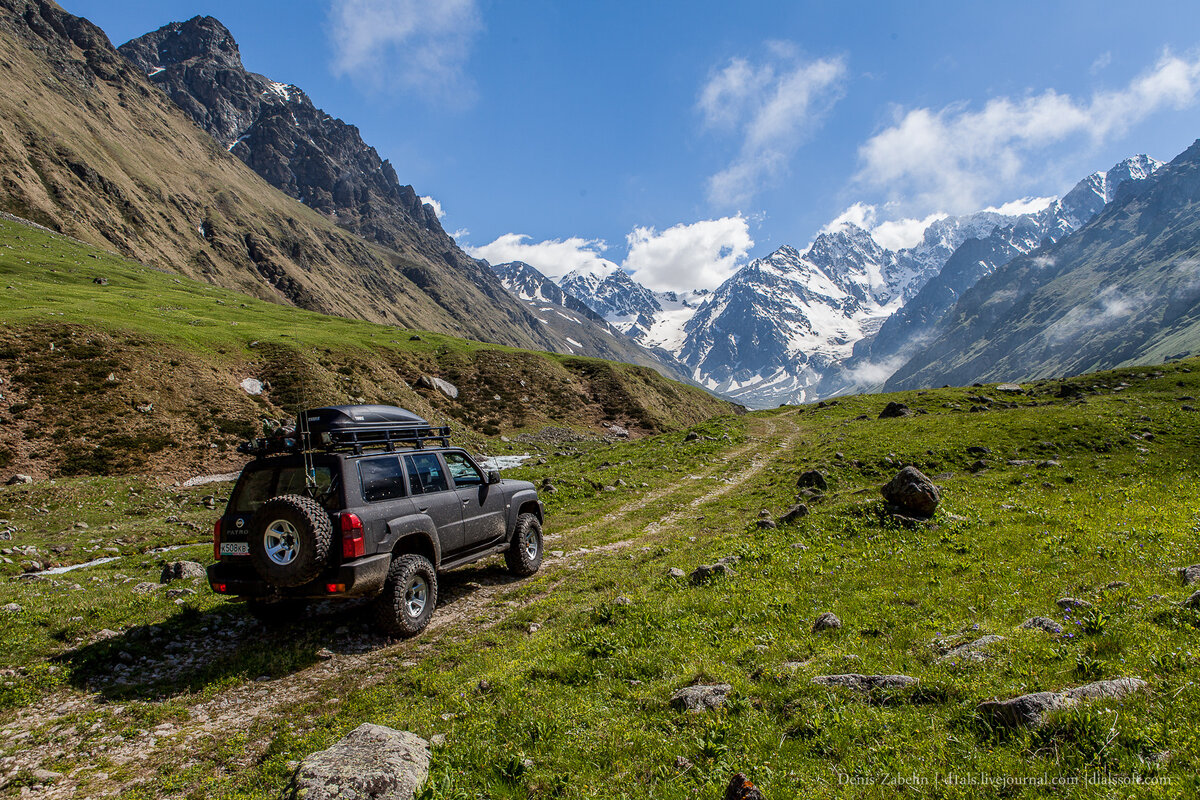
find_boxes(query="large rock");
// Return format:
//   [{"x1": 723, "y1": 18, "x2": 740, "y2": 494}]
[
  {"x1": 1019, "y1": 617, "x2": 1064, "y2": 635},
  {"x1": 977, "y1": 678, "x2": 1148, "y2": 728},
  {"x1": 881, "y1": 467, "x2": 940, "y2": 517},
  {"x1": 811, "y1": 612, "x2": 842, "y2": 632},
  {"x1": 288, "y1": 723, "x2": 429, "y2": 800},
  {"x1": 160, "y1": 561, "x2": 206, "y2": 583},
  {"x1": 670, "y1": 683, "x2": 732, "y2": 713},
  {"x1": 796, "y1": 470, "x2": 827, "y2": 492},
  {"x1": 812, "y1": 674, "x2": 917, "y2": 691},
  {"x1": 5, "y1": 474, "x2": 32, "y2": 486},
  {"x1": 940, "y1": 635, "x2": 1004, "y2": 663},
  {"x1": 1179, "y1": 564, "x2": 1200, "y2": 585},
  {"x1": 416, "y1": 375, "x2": 458, "y2": 399},
  {"x1": 878, "y1": 401, "x2": 913, "y2": 419}
]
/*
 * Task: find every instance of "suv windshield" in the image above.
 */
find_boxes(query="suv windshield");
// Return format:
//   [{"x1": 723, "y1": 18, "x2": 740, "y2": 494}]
[{"x1": 230, "y1": 463, "x2": 336, "y2": 513}]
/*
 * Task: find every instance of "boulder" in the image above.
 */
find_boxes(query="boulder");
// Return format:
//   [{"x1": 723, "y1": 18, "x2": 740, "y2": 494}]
[
  {"x1": 977, "y1": 678, "x2": 1147, "y2": 728},
  {"x1": 812, "y1": 674, "x2": 917, "y2": 691},
  {"x1": 690, "y1": 563, "x2": 734, "y2": 584},
  {"x1": 1055, "y1": 597, "x2": 1093, "y2": 610},
  {"x1": 779, "y1": 503, "x2": 809, "y2": 523},
  {"x1": 670, "y1": 683, "x2": 732, "y2": 713},
  {"x1": 811, "y1": 612, "x2": 842, "y2": 632},
  {"x1": 878, "y1": 401, "x2": 913, "y2": 419},
  {"x1": 131, "y1": 582, "x2": 160, "y2": 594},
  {"x1": 996, "y1": 383, "x2": 1024, "y2": 394},
  {"x1": 1018, "y1": 617, "x2": 1063, "y2": 635},
  {"x1": 288, "y1": 723, "x2": 429, "y2": 800},
  {"x1": 1179, "y1": 565, "x2": 1200, "y2": 585},
  {"x1": 1183, "y1": 590, "x2": 1200, "y2": 610},
  {"x1": 796, "y1": 470, "x2": 827, "y2": 492},
  {"x1": 684, "y1": 431, "x2": 701, "y2": 442},
  {"x1": 940, "y1": 635, "x2": 1004, "y2": 663},
  {"x1": 881, "y1": 467, "x2": 940, "y2": 517},
  {"x1": 416, "y1": 375, "x2": 458, "y2": 399},
  {"x1": 160, "y1": 561, "x2": 206, "y2": 583},
  {"x1": 5, "y1": 474, "x2": 33, "y2": 486}
]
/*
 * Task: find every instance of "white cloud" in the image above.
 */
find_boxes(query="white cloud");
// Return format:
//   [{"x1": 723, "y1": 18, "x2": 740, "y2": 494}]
[
  {"x1": 1043, "y1": 286, "x2": 1145, "y2": 344},
  {"x1": 700, "y1": 47, "x2": 846, "y2": 207},
  {"x1": 857, "y1": 51, "x2": 1200, "y2": 215},
  {"x1": 624, "y1": 216, "x2": 754, "y2": 292},
  {"x1": 466, "y1": 233, "x2": 618, "y2": 281},
  {"x1": 450, "y1": 227, "x2": 469, "y2": 241},
  {"x1": 328, "y1": 0, "x2": 482, "y2": 102},
  {"x1": 981, "y1": 196, "x2": 1057, "y2": 216},
  {"x1": 419, "y1": 195, "x2": 445, "y2": 219},
  {"x1": 469, "y1": 215, "x2": 754, "y2": 292},
  {"x1": 1091, "y1": 51, "x2": 1112, "y2": 75}
]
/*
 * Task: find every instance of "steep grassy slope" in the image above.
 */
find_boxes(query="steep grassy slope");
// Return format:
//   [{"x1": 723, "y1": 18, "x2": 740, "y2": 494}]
[
  {"x1": 888, "y1": 140, "x2": 1200, "y2": 391},
  {"x1": 1, "y1": 359, "x2": 1199, "y2": 798},
  {"x1": 0, "y1": 217, "x2": 735, "y2": 480},
  {"x1": 0, "y1": 0, "x2": 576, "y2": 352}
]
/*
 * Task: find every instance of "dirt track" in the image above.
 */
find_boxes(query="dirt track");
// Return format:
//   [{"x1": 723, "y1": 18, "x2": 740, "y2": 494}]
[{"x1": 0, "y1": 413, "x2": 800, "y2": 799}]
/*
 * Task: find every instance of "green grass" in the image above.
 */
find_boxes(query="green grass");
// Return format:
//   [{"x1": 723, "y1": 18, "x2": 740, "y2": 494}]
[{"x1": 3, "y1": 362, "x2": 1200, "y2": 798}]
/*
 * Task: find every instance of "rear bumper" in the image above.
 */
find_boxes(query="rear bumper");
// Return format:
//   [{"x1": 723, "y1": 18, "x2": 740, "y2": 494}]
[{"x1": 207, "y1": 553, "x2": 392, "y2": 599}]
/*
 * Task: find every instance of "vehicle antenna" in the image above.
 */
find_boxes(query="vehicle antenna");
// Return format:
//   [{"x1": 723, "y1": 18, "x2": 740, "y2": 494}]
[{"x1": 299, "y1": 359, "x2": 317, "y2": 496}]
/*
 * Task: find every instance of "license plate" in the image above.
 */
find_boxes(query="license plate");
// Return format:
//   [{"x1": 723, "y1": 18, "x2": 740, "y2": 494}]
[{"x1": 220, "y1": 541, "x2": 249, "y2": 555}]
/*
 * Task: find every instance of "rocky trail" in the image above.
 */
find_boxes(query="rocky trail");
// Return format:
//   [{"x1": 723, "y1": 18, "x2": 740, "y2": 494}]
[{"x1": 0, "y1": 414, "x2": 801, "y2": 799}]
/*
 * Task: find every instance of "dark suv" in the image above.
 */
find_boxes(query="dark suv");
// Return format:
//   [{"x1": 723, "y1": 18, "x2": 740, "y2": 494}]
[{"x1": 206, "y1": 405, "x2": 544, "y2": 636}]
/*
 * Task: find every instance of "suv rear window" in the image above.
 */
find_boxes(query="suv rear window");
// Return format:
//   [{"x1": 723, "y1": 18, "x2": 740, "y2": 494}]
[{"x1": 230, "y1": 464, "x2": 335, "y2": 514}]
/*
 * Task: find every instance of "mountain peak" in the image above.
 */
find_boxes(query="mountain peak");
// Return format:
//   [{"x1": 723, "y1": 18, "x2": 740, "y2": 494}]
[{"x1": 120, "y1": 16, "x2": 242, "y2": 72}]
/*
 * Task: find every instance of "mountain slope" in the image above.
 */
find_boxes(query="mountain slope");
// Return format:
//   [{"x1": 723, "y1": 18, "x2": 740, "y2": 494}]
[
  {"x1": 885, "y1": 143, "x2": 1200, "y2": 390},
  {"x1": 0, "y1": 0, "x2": 566, "y2": 352}
]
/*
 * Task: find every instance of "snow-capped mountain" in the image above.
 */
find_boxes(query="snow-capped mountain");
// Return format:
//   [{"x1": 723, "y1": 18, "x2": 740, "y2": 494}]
[
  {"x1": 491, "y1": 155, "x2": 1163, "y2": 409},
  {"x1": 491, "y1": 261, "x2": 604, "y2": 321}
]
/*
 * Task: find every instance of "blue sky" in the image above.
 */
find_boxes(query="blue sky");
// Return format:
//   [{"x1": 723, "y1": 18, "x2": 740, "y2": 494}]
[{"x1": 67, "y1": 0, "x2": 1200, "y2": 292}]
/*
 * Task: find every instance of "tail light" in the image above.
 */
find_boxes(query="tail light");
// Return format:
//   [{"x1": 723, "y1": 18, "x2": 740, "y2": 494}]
[
  {"x1": 213, "y1": 518, "x2": 223, "y2": 561},
  {"x1": 341, "y1": 513, "x2": 364, "y2": 559},
  {"x1": 212, "y1": 582, "x2": 227, "y2": 593}
]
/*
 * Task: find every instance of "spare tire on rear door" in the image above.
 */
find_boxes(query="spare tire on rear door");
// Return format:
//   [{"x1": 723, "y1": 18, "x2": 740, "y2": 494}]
[{"x1": 247, "y1": 495, "x2": 332, "y2": 587}]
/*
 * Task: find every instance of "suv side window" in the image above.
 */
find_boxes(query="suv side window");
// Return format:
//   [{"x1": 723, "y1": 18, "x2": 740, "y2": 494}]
[
  {"x1": 405, "y1": 453, "x2": 448, "y2": 494},
  {"x1": 231, "y1": 465, "x2": 334, "y2": 513},
  {"x1": 359, "y1": 456, "x2": 406, "y2": 502},
  {"x1": 444, "y1": 451, "x2": 483, "y2": 487}
]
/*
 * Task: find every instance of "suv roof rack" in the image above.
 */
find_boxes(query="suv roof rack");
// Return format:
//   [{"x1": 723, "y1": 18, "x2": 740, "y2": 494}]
[{"x1": 237, "y1": 405, "x2": 451, "y2": 458}]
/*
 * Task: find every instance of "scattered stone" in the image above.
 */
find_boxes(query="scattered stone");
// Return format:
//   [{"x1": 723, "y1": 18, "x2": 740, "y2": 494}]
[
  {"x1": 966, "y1": 446, "x2": 991, "y2": 456},
  {"x1": 796, "y1": 470, "x2": 827, "y2": 492},
  {"x1": 548, "y1": 550, "x2": 564, "y2": 558},
  {"x1": 429, "y1": 734, "x2": 446, "y2": 748},
  {"x1": 690, "y1": 563, "x2": 734, "y2": 584},
  {"x1": 670, "y1": 683, "x2": 732, "y2": 713},
  {"x1": 92, "y1": 276, "x2": 108, "y2": 286},
  {"x1": 779, "y1": 503, "x2": 809, "y2": 523},
  {"x1": 881, "y1": 466, "x2": 940, "y2": 518},
  {"x1": 941, "y1": 635, "x2": 1004, "y2": 663},
  {"x1": 977, "y1": 678, "x2": 1148, "y2": 728},
  {"x1": 1019, "y1": 617, "x2": 1064, "y2": 635},
  {"x1": 673, "y1": 755, "x2": 693, "y2": 771},
  {"x1": 1103, "y1": 581, "x2": 1130, "y2": 590},
  {"x1": 1183, "y1": 590, "x2": 1200, "y2": 610},
  {"x1": 608, "y1": 425, "x2": 629, "y2": 438},
  {"x1": 996, "y1": 383, "x2": 1024, "y2": 394},
  {"x1": 878, "y1": 401, "x2": 913, "y2": 419},
  {"x1": 477, "y1": 679, "x2": 492, "y2": 694},
  {"x1": 755, "y1": 518, "x2": 776, "y2": 529},
  {"x1": 409, "y1": 335, "x2": 422, "y2": 341},
  {"x1": 968, "y1": 459, "x2": 989, "y2": 472},
  {"x1": 668, "y1": 567, "x2": 685, "y2": 579},
  {"x1": 684, "y1": 431, "x2": 701, "y2": 442},
  {"x1": 135, "y1": 402, "x2": 153, "y2": 414},
  {"x1": 30, "y1": 768, "x2": 62, "y2": 783},
  {"x1": 812, "y1": 674, "x2": 917, "y2": 691},
  {"x1": 2, "y1": 603, "x2": 22, "y2": 613},
  {"x1": 160, "y1": 561, "x2": 206, "y2": 583},
  {"x1": 5, "y1": 474, "x2": 32, "y2": 486},
  {"x1": 528, "y1": 623, "x2": 540, "y2": 634},
  {"x1": 1179, "y1": 565, "x2": 1200, "y2": 585},
  {"x1": 812, "y1": 612, "x2": 842, "y2": 632},
  {"x1": 165, "y1": 588, "x2": 196, "y2": 599},
  {"x1": 724, "y1": 773, "x2": 766, "y2": 800},
  {"x1": 131, "y1": 582, "x2": 159, "y2": 594},
  {"x1": 287, "y1": 723, "x2": 429, "y2": 800},
  {"x1": 1055, "y1": 597, "x2": 1093, "y2": 610},
  {"x1": 613, "y1": 595, "x2": 632, "y2": 606},
  {"x1": 240, "y1": 378, "x2": 264, "y2": 395}
]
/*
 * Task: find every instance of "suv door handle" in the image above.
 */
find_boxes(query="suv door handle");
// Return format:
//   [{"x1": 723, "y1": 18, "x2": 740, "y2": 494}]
[
  {"x1": 417, "y1": 506, "x2": 428, "y2": 513},
  {"x1": 461, "y1": 498, "x2": 470, "y2": 505}
]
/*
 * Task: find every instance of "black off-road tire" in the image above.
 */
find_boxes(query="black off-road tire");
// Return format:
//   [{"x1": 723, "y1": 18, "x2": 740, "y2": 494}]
[
  {"x1": 246, "y1": 598, "x2": 308, "y2": 627},
  {"x1": 504, "y1": 512, "x2": 543, "y2": 577},
  {"x1": 247, "y1": 495, "x2": 332, "y2": 588},
  {"x1": 372, "y1": 554, "x2": 438, "y2": 638}
]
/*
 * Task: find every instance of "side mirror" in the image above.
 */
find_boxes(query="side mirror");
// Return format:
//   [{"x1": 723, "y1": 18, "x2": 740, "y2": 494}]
[{"x1": 487, "y1": 470, "x2": 501, "y2": 485}]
